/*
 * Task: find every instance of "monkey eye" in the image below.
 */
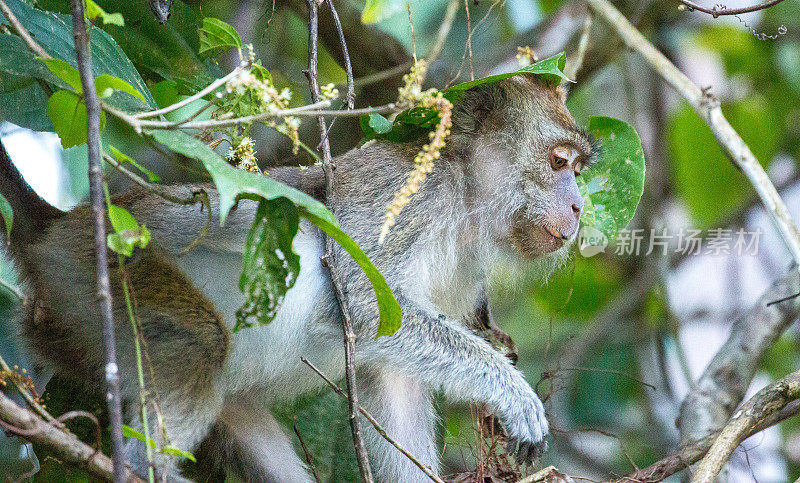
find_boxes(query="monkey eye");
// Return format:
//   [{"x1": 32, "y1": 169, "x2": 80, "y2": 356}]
[{"x1": 550, "y1": 152, "x2": 569, "y2": 171}]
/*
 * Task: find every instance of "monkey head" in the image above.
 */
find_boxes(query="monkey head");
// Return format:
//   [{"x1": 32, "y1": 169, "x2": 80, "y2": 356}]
[{"x1": 451, "y1": 74, "x2": 598, "y2": 260}]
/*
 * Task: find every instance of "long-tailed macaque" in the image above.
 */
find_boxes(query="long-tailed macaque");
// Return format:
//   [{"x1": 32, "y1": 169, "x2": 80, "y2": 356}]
[{"x1": 1, "y1": 74, "x2": 595, "y2": 482}]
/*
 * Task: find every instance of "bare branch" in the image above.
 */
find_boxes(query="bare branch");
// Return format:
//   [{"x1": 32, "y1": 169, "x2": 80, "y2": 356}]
[
  {"x1": 618, "y1": 400, "x2": 800, "y2": 482},
  {"x1": 587, "y1": 0, "x2": 800, "y2": 267},
  {"x1": 0, "y1": 392, "x2": 143, "y2": 482},
  {"x1": 301, "y1": 358, "x2": 445, "y2": 483},
  {"x1": 70, "y1": 2, "x2": 126, "y2": 480},
  {"x1": 131, "y1": 64, "x2": 248, "y2": 119},
  {"x1": 304, "y1": 1, "x2": 373, "y2": 481},
  {"x1": 692, "y1": 371, "x2": 800, "y2": 482},
  {"x1": 677, "y1": 268, "x2": 800, "y2": 443},
  {"x1": 563, "y1": 13, "x2": 593, "y2": 83},
  {"x1": 677, "y1": 0, "x2": 787, "y2": 17}
]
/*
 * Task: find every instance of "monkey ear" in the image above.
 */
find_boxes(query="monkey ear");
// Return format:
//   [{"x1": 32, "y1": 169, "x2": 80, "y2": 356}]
[{"x1": 452, "y1": 84, "x2": 506, "y2": 135}]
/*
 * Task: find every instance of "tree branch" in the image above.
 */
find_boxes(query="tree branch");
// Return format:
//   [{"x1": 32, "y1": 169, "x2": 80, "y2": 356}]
[
  {"x1": 69, "y1": 2, "x2": 126, "y2": 480},
  {"x1": 677, "y1": 268, "x2": 800, "y2": 444},
  {"x1": 677, "y1": 0, "x2": 787, "y2": 17},
  {"x1": 586, "y1": 0, "x2": 800, "y2": 267},
  {"x1": 0, "y1": 392, "x2": 143, "y2": 482},
  {"x1": 301, "y1": 358, "x2": 444, "y2": 483},
  {"x1": 618, "y1": 400, "x2": 800, "y2": 482},
  {"x1": 691, "y1": 371, "x2": 800, "y2": 482},
  {"x1": 303, "y1": 1, "x2": 373, "y2": 481},
  {"x1": 0, "y1": 0, "x2": 50, "y2": 58}
]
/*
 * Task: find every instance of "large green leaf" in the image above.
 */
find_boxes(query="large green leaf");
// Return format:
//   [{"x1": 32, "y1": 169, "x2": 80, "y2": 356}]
[
  {"x1": 0, "y1": 34, "x2": 69, "y2": 90},
  {"x1": 361, "y1": 53, "x2": 570, "y2": 142},
  {"x1": 577, "y1": 117, "x2": 646, "y2": 240},
  {"x1": 235, "y1": 198, "x2": 301, "y2": 332},
  {"x1": 147, "y1": 129, "x2": 403, "y2": 337},
  {"x1": 0, "y1": 0, "x2": 156, "y2": 111}
]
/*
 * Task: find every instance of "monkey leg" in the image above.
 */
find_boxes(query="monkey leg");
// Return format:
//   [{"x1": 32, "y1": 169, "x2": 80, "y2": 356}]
[
  {"x1": 358, "y1": 368, "x2": 439, "y2": 483},
  {"x1": 196, "y1": 393, "x2": 314, "y2": 483}
]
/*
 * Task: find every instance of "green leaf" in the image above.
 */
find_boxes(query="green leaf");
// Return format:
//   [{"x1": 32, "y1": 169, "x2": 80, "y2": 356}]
[
  {"x1": 0, "y1": 192, "x2": 13, "y2": 238},
  {"x1": 361, "y1": 0, "x2": 404, "y2": 23},
  {"x1": 443, "y1": 52, "x2": 570, "y2": 103},
  {"x1": 41, "y1": 57, "x2": 83, "y2": 92},
  {"x1": 122, "y1": 425, "x2": 154, "y2": 448},
  {"x1": 0, "y1": 0, "x2": 156, "y2": 111},
  {"x1": 198, "y1": 17, "x2": 243, "y2": 55},
  {"x1": 85, "y1": 0, "x2": 124, "y2": 26},
  {"x1": 123, "y1": 425, "x2": 195, "y2": 462},
  {"x1": 0, "y1": 34, "x2": 70, "y2": 90},
  {"x1": 302, "y1": 211, "x2": 403, "y2": 337},
  {"x1": 106, "y1": 204, "x2": 150, "y2": 257},
  {"x1": 108, "y1": 204, "x2": 138, "y2": 232},
  {"x1": 367, "y1": 113, "x2": 393, "y2": 134},
  {"x1": 161, "y1": 446, "x2": 196, "y2": 463},
  {"x1": 361, "y1": 53, "x2": 570, "y2": 142},
  {"x1": 235, "y1": 198, "x2": 301, "y2": 332},
  {"x1": 146, "y1": 129, "x2": 402, "y2": 337},
  {"x1": 94, "y1": 74, "x2": 145, "y2": 102},
  {"x1": 576, "y1": 117, "x2": 646, "y2": 240},
  {"x1": 47, "y1": 90, "x2": 106, "y2": 148},
  {"x1": 109, "y1": 145, "x2": 159, "y2": 182}
]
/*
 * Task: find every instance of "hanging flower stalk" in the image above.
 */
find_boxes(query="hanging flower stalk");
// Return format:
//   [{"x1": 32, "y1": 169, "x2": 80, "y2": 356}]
[{"x1": 379, "y1": 61, "x2": 453, "y2": 244}]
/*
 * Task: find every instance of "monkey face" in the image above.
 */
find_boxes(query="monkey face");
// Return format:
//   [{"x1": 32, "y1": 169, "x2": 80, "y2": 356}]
[{"x1": 454, "y1": 75, "x2": 597, "y2": 260}]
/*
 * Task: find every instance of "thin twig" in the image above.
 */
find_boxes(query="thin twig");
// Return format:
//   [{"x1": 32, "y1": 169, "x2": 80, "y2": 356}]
[
  {"x1": 102, "y1": 153, "x2": 203, "y2": 206},
  {"x1": 677, "y1": 0, "x2": 786, "y2": 17},
  {"x1": 304, "y1": 1, "x2": 374, "y2": 482},
  {"x1": 0, "y1": 0, "x2": 50, "y2": 58},
  {"x1": 70, "y1": 2, "x2": 126, "y2": 480},
  {"x1": 564, "y1": 13, "x2": 592, "y2": 83},
  {"x1": 130, "y1": 99, "x2": 336, "y2": 130},
  {"x1": 131, "y1": 64, "x2": 247, "y2": 119},
  {"x1": 293, "y1": 425, "x2": 321, "y2": 483},
  {"x1": 587, "y1": 0, "x2": 800, "y2": 267},
  {"x1": 619, "y1": 400, "x2": 800, "y2": 482},
  {"x1": 301, "y1": 358, "x2": 445, "y2": 483},
  {"x1": 463, "y1": 0, "x2": 474, "y2": 81},
  {"x1": 325, "y1": 0, "x2": 354, "y2": 109},
  {"x1": 428, "y1": 0, "x2": 461, "y2": 69},
  {"x1": 0, "y1": 354, "x2": 57, "y2": 425}
]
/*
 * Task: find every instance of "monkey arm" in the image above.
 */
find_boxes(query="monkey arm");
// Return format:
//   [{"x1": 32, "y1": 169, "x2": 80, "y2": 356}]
[{"x1": 354, "y1": 294, "x2": 549, "y2": 462}]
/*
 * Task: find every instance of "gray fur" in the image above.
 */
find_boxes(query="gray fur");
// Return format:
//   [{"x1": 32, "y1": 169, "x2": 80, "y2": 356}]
[{"x1": 6, "y1": 76, "x2": 593, "y2": 481}]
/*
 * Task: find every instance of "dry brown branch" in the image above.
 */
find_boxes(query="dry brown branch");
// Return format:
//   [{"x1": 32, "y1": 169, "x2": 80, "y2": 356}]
[
  {"x1": 301, "y1": 358, "x2": 445, "y2": 483},
  {"x1": 617, "y1": 400, "x2": 800, "y2": 482},
  {"x1": 0, "y1": 391, "x2": 143, "y2": 482},
  {"x1": 303, "y1": 1, "x2": 373, "y2": 481},
  {"x1": 677, "y1": 0, "x2": 787, "y2": 17},
  {"x1": 677, "y1": 268, "x2": 800, "y2": 444},
  {"x1": 691, "y1": 371, "x2": 800, "y2": 482},
  {"x1": 70, "y1": 1, "x2": 126, "y2": 478}
]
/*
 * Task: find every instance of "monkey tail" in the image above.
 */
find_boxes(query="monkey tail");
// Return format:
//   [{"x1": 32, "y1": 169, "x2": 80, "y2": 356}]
[{"x1": 0, "y1": 138, "x2": 64, "y2": 249}]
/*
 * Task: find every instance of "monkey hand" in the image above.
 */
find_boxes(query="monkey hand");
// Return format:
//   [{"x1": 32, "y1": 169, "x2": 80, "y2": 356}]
[{"x1": 493, "y1": 380, "x2": 549, "y2": 465}]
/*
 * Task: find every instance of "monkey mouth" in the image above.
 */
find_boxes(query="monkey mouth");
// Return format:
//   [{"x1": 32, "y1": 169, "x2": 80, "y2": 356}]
[{"x1": 544, "y1": 226, "x2": 565, "y2": 240}]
